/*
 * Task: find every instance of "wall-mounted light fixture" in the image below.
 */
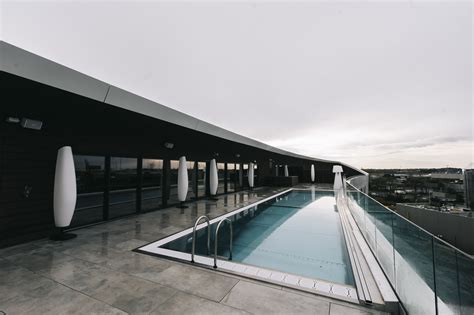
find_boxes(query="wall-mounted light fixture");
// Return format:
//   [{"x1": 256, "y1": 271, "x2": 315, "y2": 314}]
[
  {"x1": 235, "y1": 154, "x2": 240, "y2": 158},
  {"x1": 163, "y1": 142, "x2": 174, "y2": 149},
  {"x1": 20, "y1": 118, "x2": 43, "y2": 130},
  {"x1": 5, "y1": 117, "x2": 20, "y2": 123}
]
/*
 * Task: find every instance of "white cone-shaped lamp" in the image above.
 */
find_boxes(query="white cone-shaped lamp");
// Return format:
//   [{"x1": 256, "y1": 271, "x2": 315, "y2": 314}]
[
  {"x1": 210, "y1": 159, "x2": 218, "y2": 197},
  {"x1": 333, "y1": 165, "x2": 343, "y2": 191},
  {"x1": 284, "y1": 165, "x2": 289, "y2": 177},
  {"x1": 52, "y1": 146, "x2": 77, "y2": 240},
  {"x1": 311, "y1": 164, "x2": 315, "y2": 183},
  {"x1": 248, "y1": 162, "x2": 255, "y2": 188},
  {"x1": 177, "y1": 156, "x2": 188, "y2": 207}
]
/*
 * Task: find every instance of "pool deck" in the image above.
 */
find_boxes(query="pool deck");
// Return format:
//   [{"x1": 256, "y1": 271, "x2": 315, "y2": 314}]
[{"x1": 0, "y1": 186, "x2": 389, "y2": 314}]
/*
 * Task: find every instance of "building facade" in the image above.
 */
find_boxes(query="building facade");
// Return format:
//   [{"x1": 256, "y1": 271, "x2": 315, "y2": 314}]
[{"x1": 0, "y1": 41, "x2": 364, "y2": 248}]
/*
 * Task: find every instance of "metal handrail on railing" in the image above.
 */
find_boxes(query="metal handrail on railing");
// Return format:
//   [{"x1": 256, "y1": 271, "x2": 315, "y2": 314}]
[
  {"x1": 214, "y1": 218, "x2": 233, "y2": 268},
  {"x1": 191, "y1": 215, "x2": 210, "y2": 263}
]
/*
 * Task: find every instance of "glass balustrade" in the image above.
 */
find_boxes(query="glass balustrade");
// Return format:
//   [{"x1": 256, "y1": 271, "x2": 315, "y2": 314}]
[{"x1": 346, "y1": 178, "x2": 474, "y2": 315}]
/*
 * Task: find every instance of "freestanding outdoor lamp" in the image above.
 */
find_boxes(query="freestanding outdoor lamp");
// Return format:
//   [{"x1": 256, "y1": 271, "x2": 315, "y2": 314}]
[
  {"x1": 248, "y1": 162, "x2": 254, "y2": 189},
  {"x1": 209, "y1": 159, "x2": 218, "y2": 200},
  {"x1": 333, "y1": 165, "x2": 343, "y2": 191},
  {"x1": 177, "y1": 156, "x2": 188, "y2": 208},
  {"x1": 311, "y1": 164, "x2": 315, "y2": 183},
  {"x1": 51, "y1": 146, "x2": 77, "y2": 240}
]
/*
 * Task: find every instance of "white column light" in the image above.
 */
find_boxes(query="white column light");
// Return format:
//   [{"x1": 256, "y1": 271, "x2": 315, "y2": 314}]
[
  {"x1": 311, "y1": 164, "x2": 315, "y2": 183},
  {"x1": 177, "y1": 156, "x2": 188, "y2": 202},
  {"x1": 52, "y1": 146, "x2": 77, "y2": 240},
  {"x1": 248, "y1": 162, "x2": 255, "y2": 188},
  {"x1": 333, "y1": 165, "x2": 344, "y2": 191},
  {"x1": 210, "y1": 159, "x2": 218, "y2": 196},
  {"x1": 284, "y1": 165, "x2": 289, "y2": 177}
]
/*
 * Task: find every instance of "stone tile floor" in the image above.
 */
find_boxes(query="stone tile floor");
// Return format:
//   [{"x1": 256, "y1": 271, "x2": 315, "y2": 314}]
[{"x1": 0, "y1": 187, "x2": 389, "y2": 314}]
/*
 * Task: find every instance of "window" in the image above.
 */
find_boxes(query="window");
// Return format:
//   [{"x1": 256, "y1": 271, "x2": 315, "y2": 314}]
[
  {"x1": 168, "y1": 160, "x2": 180, "y2": 205},
  {"x1": 217, "y1": 162, "x2": 225, "y2": 194},
  {"x1": 243, "y1": 164, "x2": 249, "y2": 188},
  {"x1": 227, "y1": 163, "x2": 236, "y2": 192},
  {"x1": 197, "y1": 162, "x2": 206, "y2": 197},
  {"x1": 142, "y1": 159, "x2": 163, "y2": 212},
  {"x1": 187, "y1": 161, "x2": 196, "y2": 200},
  {"x1": 109, "y1": 157, "x2": 137, "y2": 218},
  {"x1": 71, "y1": 155, "x2": 105, "y2": 226},
  {"x1": 236, "y1": 163, "x2": 242, "y2": 190}
]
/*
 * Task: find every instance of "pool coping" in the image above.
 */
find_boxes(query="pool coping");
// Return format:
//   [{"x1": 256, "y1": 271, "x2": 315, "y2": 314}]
[{"x1": 135, "y1": 188, "x2": 360, "y2": 304}]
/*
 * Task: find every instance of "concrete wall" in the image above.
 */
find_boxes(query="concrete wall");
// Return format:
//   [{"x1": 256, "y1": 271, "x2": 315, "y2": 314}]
[{"x1": 396, "y1": 204, "x2": 474, "y2": 254}]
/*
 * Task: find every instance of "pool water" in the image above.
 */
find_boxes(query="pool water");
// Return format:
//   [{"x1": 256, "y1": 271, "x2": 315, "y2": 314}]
[{"x1": 162, "y1": 190, "x2": 355, "y2": 286}]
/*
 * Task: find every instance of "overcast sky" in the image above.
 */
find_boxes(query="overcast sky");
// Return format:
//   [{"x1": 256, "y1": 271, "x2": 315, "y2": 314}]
[{"x1": 1, "y1": 1, "x2": 472, "y2": 169}]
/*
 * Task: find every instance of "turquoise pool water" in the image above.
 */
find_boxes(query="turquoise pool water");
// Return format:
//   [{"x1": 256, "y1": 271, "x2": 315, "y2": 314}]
[{"x1": 162, "y1": 190, "x2": 355, "y2": 286}]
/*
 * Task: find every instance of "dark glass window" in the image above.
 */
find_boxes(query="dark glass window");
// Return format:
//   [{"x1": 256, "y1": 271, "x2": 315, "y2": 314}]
[
  {"x1": 243, "y1": 164, "x2": 249, "y2": 188},
  {"x1": 142, "y1": 159, "x2": 163, "y2": 212},
  {"x1": 197, "y1": 162, "x2": 206, "y2": 197},
  {"x1": 217, "y1": 162, "x2": 225, "y2": 194},
  {"x1": 168, "y1": 160, "x2": 180, "y2": 205},
  {"x1": 236, "y1": 163, "x2": 242, "y2": 190},
  {"x1": 187, "y1": 161, "x2": 196, "y2": 200},
  {"x1": 227, "y1": 163, "x2": 235, "y2": 193},
  {"x1": 253, "y1": 164, "x2": 258, "y2": 187},
  {"x1": 109, "y1": 157, "x2": 137, "y2": 218},
  {"x1": 71, "y1": 155, "x2": 105, "y2": 226}
]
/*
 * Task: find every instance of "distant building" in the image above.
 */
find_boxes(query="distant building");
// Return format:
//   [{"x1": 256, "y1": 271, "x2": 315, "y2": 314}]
[
  {"x1": 431, "y1": 173, "x2": 464, "y2": 180},
  {"x1": 465, "y1": 169, "x2": 474, "y2": 210}
]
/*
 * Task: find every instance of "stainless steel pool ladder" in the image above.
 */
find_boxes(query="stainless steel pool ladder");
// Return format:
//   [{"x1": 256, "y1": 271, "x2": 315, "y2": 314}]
[
  {"x1": 214, "y1": 218, "x2": 233, "y2": 268},
  {"x1": 191, "y1": 215, "x2": 211, "y2": 263}
]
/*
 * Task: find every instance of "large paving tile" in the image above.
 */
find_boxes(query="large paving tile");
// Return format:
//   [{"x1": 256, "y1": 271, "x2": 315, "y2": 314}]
[
  {"x1": 114, "y1": 238, "x2": 149, "y2": 251},
  {"x1": 59, "y1": 242, "x2": 171, "y2": 275},
  {"x1": 59, "y1": 242, "x2": 123, "y2": 264},
  {"x1": 5, "y1": 247, "x2": 76, "y2": 273},
  {"x1": 3, "y1": 282, "x2": 126, "y2": 315},
  {"x1": 0, "y1": 265, "x2": 58, "y2": 307},
  {"x1": 150, "y1": 291, "x2": 248, "y2": 314},
  {"x1": 42, "y1": 258, "x2": 176, "y2": 314},
  {"x1": 146, "y1": 264, "x2": 239, "y2": 302},
  {"x1": 221, "y1": 280, "x2": 330, "y2": 314},
  {"x1": 102, "y1": 251, "x2": 172, "y2": 276},
  {"x1": 89, "y1": 272, "x2": 177, "y2": 314},
  {"x1": 40, "y1": 258, "x2": 123, "y2": 293}
]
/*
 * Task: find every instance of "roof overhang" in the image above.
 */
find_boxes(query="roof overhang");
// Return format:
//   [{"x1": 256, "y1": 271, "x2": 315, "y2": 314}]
[{"x1": 0, "y1": 40, "x2": 365, "y2": 174}]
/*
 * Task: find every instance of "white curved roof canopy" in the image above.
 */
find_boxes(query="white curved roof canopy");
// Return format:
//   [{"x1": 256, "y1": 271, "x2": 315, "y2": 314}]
[{"x1": 0, "y1": 40, "x2": 366, "y2": 175}]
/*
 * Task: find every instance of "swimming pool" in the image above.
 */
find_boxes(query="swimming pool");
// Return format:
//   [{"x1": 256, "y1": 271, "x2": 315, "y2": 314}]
[{"x1": 138, "y1": 189, "x2": 357, "y2": 300}]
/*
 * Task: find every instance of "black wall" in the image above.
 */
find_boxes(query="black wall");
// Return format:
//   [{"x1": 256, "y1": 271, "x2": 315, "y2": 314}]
[{"x1": 0, "y1": 71, "x2": 362, "y2": 248}]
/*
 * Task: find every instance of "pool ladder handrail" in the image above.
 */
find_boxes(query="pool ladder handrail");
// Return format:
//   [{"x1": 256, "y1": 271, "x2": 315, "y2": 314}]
[
  {"x1": 191, "y1": 215, "x2": 211, "y2": 263},
  {"x1": 214, "y1": 218, "x2": 233, "y2": 268}
]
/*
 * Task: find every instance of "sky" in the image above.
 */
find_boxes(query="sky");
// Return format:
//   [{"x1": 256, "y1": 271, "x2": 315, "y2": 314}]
[{"x1": 1, "y1": 0, "x2": 472, "y2": 169}]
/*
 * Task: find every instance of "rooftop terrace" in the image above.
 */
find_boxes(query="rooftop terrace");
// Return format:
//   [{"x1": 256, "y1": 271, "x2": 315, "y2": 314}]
[{"x1": 0, "y1": 187, "x2": 387, "y2": 315}]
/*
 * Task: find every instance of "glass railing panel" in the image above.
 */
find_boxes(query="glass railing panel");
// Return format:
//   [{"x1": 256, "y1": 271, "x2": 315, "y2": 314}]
[
  {"x1": 433, "y1": 238, "x2": 461, "y2": 314},
  {"x1": 347, "y1": 183, "x2": 474, "y2": 315},
  {"x1": 372, "y1": 208, "x2": 395, "y2": 283},
  {"x1": 392, "y1": 213, "x2": 436, "y2": 314},
  {"x1": 457, "y1": 252, "x2": 474, "y2": 314},
  {"x1": 347, "y1": 192, "x2": 366, "y2": 234}
]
